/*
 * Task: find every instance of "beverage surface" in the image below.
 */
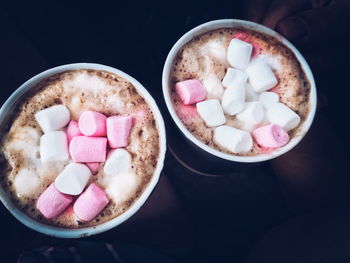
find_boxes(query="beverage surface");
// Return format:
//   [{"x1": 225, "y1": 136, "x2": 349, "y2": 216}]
[
  {"x1": 0, "y1": 69, "x2": 160, "y2": 228},
  {"x1": 170, "y1": 28, "x2": 311, "y2": 156}
]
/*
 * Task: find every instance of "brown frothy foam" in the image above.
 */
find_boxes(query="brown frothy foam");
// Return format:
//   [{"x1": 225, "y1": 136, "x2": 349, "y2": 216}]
[
  {"x1": 0, "y1": 69, "x2": 160, "y2": 228},
  {"x1": 170, "y1": 28, "x2": 311, "y2": 156}
]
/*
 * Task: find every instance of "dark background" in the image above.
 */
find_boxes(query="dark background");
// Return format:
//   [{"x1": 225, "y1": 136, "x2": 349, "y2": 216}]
[{"x1": 0, "y1": 1, "x2": 349, "y2": 262}]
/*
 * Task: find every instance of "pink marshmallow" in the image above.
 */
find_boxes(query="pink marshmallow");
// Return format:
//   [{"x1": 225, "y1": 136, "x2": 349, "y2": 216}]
[
  {"x1": 106, "y1": 115, "x2": 133, "y2": 148},
  {"x1": 86, "y1": 162, "x2": 100, "y2": 175},
  {"x1": 36, "y1": 183, "x2": 73, "y2": 219},
  {"x1": 73, "y1": 183, "x2": 109, "y2": 222},
  {"x1": 69, "y1": 136, "x2": 107, "y2": 162},
  {"x1": 175, "y1": 79, "x2": 207, "y2": 105},
  {"x1": 66, "y1": 120, "x2": 83, "y2": 142},
  {"x1": 253, "y1": 124, "x2": 289, "y2": 148},
  {"x1": 79, "y1": 111, "x2": 107, "y2": 136}
]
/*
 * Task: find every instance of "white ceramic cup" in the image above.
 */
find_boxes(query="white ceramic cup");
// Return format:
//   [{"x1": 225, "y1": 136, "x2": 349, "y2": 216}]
[
  {"x1": 0, "y1": 63, "x2": 166, "y2": 238},
  {"x1": 162, "y1": 19, "x2": 317, "y2": 164}
]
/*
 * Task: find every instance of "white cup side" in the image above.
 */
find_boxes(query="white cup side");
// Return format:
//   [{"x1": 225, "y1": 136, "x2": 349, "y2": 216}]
[
  {"x1": 0, "y1": 63, "x2": 166, "y2": 238},
  {"x1": 162, "y1": 19, "x2": 317, "y2": 163}
]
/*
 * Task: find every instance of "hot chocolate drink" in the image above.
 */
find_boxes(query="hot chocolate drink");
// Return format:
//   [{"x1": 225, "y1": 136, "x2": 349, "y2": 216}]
[
  {"x1": 0, "y1": 69, "x2": 160, "y2": 228},
  {"x1": 169, "y1": 28, "x2": 311, "y2": 156}
]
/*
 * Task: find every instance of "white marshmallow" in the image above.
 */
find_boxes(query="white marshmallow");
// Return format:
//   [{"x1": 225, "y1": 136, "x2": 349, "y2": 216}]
[
  {"x1": 246, "y1": 62, "x2": 278, "y2": 92},
  {"x1": 202, "y1": 75, "x2": 224, "y2": 100},
  {"x1": 245, "y1": 84, "x2": 259, "y2": 102},
  {"x1": 40, "y1": 131, "x2": 69, "y2": 163},
  {"x1": 267, "y1": 103, "x2": 301, "y2": 131},
  {"x1": 227, "y1": 38, "x2": 253, "y2": 69},
  {"x1": 104, "y1": 148, "x2": 132, "y2": 176},
  {"x1": 236, "y1": 102, "x2": 264, "y2": 125},
  {"x1": 214, "y1": 125, "x2": 253, "y2": 154},
  {"x1": 14, "y1": 169, "x2": 40, "y2": 197},
  {"x1": 221, "y1": 84, "x2": 245, "y2": 116},
  {"x1": 196, "y1": 99, "x2": 226, "y2": 127},
  {"x1": 222, "y1": 68, "x2": 248, "y2": 89},
  {"x1": 35, "y1": 105, "x2": 70, "y2": 133},
  {"x1": 55, "y1": 163, "x2": 91, "y2": 195},
  {"x1": 259, "y1": 92, "x2": 279, "y2": 109}
]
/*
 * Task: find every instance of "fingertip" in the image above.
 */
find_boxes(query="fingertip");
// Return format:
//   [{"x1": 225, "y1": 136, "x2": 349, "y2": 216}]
[
  {"x1": 276, "y1": 17, "x2": 309, "y2": 40},
  {"x1": 241, "y1": 0, "x2": 267, "y2": 23},
  {"x1": 242, "y1": 10, "x2": 264, "y2": 23}
]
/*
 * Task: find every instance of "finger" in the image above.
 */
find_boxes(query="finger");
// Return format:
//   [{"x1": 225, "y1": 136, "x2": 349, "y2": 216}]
[
  {"x1": 261, "y1": 0, "x2": 310, "y2": 29},
  {"x1": 302, "y1": 42, "x2": 349, "y2": 77},
  {"x1": 299, "y1": 41, "x2": 350, "y2": 113},
  {"x1": 276, "y1": 1, "x2": 350, "y2": 47},
  {"x1": 242, "y1": 0, "x2": 271, "y2": 23},
  {"x1": 310, "y1": 0, "x2": 333, "y2": 8}
]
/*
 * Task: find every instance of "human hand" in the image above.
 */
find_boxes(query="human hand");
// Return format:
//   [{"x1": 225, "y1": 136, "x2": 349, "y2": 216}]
[
  {"x1": 242, "y1": 0, "x2": 350, "y2": 74},
  {"x1": 242, "y1": 1, "x2": 350, "y2": 212}
]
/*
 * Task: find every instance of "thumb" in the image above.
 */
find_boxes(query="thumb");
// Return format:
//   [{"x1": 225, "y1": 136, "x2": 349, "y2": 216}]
[{"x1": 276, "y1": 1, "x2": 350, "y2": 47}]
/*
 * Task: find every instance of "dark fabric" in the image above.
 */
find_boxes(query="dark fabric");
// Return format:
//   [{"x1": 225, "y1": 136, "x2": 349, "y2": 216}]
[{"x1": 18, "y1": 241, "x2": 180, "y2": 263}]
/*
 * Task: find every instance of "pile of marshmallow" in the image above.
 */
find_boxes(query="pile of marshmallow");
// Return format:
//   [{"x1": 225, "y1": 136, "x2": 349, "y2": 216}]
[
  {"x1": 34, "y1": 105, "x2": 133, "y2": 222},
  {"x1": 175, "y1": 37, "x2": 300, "y2": 154}
]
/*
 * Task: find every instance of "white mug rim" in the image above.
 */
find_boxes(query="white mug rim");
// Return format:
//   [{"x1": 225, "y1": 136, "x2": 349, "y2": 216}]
[
  {"x1": 162, "y1": 19, "x2": 317, "y2": 163},
  {"x1": 0, "y1": 63, "x2": 167, "y2": 238}
]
